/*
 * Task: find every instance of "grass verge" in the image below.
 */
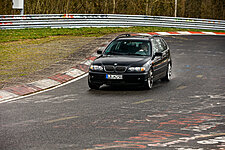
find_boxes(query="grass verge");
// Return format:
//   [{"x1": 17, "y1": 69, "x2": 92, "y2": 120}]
[
  {"x1": 1, "y1": 26, "x2": 225, "y2": 43},
  {"x1": 0, "y1": 36, "x2": 95, "y2": 88}
]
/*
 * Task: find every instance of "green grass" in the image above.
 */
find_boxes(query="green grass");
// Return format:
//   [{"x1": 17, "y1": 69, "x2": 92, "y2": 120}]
[{"x1": 1, "y1": 26, "x2": 225, "y2": 43}]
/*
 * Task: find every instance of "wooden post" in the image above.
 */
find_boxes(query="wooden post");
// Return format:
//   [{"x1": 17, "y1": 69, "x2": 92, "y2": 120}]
[
  {"x1": 175, "y1": 0, "x2": 177, "y2": 17},
  {"x1": 146, "y1": 0, "x2": 149, "y2": 15},
  {"x1": 113, "y1": 0, "x2": 116, "y2": 14}
]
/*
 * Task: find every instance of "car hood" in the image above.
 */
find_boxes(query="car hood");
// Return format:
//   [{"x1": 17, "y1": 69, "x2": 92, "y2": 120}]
[{"x1": 93, "y1": 55, "x2": 151, "y2": 66}]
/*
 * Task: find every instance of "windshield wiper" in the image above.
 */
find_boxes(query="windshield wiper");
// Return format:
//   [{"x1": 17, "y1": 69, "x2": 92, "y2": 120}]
[
  {"x1": 106, "y1": 52, "x2": 123, "y2": 55},
  {"x1": 127, "y1": 53, "x2": 145, "y2": 56}
]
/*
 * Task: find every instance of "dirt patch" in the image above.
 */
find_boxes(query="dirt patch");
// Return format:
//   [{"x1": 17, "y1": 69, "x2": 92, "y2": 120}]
[{"x1": 0, "y1": 34, "x2": 118, "y2": 89}]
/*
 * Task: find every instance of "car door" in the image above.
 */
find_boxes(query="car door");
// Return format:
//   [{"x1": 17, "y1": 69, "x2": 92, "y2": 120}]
[
  {"x1": 151, "y1": 38, "x2": 164, "y2": 79},
  {"x1": 159, "y1": 38, "x2": 170, "y2": 76}
]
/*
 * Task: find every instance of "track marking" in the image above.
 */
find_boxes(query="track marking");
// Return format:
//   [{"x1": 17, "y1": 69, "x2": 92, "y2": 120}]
[
  {"x1": 176, "y1": 86, "x2": 187, "y2": 90},
  {"x1": 196, "y1": 75, "x2": 203, "y2": 78},
  {"x1": 132, "y1": 99, "x2": 153, "y2": 105},
  {"x1": 44, "y1": 116, "x2": 79, "y2": 124}
]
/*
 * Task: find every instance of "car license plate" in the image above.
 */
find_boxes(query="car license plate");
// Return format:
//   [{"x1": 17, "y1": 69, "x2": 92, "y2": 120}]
[{"x1": 106, "y1": 74, "x2": 123, "y2": 79}]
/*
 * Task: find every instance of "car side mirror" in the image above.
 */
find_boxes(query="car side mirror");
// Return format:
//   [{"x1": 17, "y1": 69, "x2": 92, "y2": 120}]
[
  {"x1": 97, "y1": 50, "x2": 102, "y2": 54},
  {"x1": 152, "y1": 52, "x2": 163, "y2": 60},
  {"x1": 155, "y1": 52, "x2": 163, "y2": 57}
]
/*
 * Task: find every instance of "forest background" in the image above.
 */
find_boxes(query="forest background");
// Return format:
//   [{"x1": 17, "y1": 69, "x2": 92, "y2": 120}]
[{"x1": 0, "y1": 0, "x2": 225, "y2": 20}]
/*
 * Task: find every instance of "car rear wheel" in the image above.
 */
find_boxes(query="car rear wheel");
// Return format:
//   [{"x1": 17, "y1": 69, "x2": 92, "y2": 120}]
[
  {"x1": 144, "y1": 69, "x2": 153, "y2": 89},
  {"x1": 162, "y1": 63, "x2": 172, "y2": 82}
]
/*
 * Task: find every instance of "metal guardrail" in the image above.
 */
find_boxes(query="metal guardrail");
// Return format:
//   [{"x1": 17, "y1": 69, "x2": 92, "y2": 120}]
[{"x1": 0, "y1": 14, "x2": 225, "y2": 30}]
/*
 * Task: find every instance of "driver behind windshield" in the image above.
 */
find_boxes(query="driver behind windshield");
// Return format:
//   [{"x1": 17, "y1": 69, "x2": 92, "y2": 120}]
[{"x1": 135, "y1": 43, "x2": 149, "y2": 55}]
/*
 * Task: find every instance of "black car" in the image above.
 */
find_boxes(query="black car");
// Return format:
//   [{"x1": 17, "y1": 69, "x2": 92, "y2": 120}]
[{"x1": 88, "y1": 34, "x2": 172, "y2": 89}]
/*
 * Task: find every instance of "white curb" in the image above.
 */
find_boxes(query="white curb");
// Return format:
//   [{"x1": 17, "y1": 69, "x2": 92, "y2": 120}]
[
  {"x1": 29, "y1": 79, "x2": 60, "y2": 89},
  {"x1": 65, "y1": 68, "x2": 85, "y2": 78},
  {"x1": 0, "y1": 90, "x2": 19, "y2": 101}
]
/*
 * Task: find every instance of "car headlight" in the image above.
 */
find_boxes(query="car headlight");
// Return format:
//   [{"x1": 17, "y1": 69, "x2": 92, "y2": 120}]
[
  {"x1": 90, "y1": 65, "x2": 104, "y2": 71},
  {"x1": 128, "y1": 67, "x2": 145, "y2": 72}
]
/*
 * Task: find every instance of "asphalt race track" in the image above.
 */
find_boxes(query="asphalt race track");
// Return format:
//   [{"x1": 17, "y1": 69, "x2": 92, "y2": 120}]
[{"x1": 1, "y1": 35, "x2": 225, "y2": 150}]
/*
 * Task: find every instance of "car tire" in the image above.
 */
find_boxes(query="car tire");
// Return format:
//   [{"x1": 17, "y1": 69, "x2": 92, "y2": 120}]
[
  {"x1": 162, "y1": 63, "x2": 172, "y2": 82},
  {"x1": 88, "y1": 80, "x2": 100, "y2": 90},
  {"x1": 144, "y1": 69, "x2": 153, "y2": 90}
]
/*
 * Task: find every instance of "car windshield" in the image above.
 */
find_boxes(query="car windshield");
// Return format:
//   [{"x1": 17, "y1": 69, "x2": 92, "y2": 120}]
[{"x1": 104, "y1": 40, "x2": 151, "y2": 56}]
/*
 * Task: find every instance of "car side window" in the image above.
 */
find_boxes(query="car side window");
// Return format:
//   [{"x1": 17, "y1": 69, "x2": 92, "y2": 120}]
[
  {"x1": 155, "y1": 38, "x2": 164, "y2": 52},
  {"x1": 160, "y1": 38, "x2": 168, "y2": 51},
  {"x1": 151, "y1": 39, "x2": 158, "y2": 54},
  {"x1": 152, "y1": 38, "x2": 164, "y2": 53}
]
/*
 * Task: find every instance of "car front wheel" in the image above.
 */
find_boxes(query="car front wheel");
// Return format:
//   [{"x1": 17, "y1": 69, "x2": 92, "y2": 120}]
[{"x1": 144, "y1": 69, "x2": 153, "y2": 89}]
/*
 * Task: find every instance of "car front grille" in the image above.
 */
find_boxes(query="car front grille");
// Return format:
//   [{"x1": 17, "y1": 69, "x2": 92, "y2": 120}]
[
  {"x1": 115, "y1": 66, "x2": 127, "y2": 72},
  {"x1": 104, "y1": 65, "x2": 127, "y2": 73},
  {"x1": 104, "y1": 65, "x2": 114, "y2": 72}
]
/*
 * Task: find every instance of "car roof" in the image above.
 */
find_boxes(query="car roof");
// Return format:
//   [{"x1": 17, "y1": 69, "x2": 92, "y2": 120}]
[
  {"x1": 115, "y1": 34, "x2": 161, "y2": 41},
  {"x1": 117, "y1": 37, "x2": 150, "y2": 41}
]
